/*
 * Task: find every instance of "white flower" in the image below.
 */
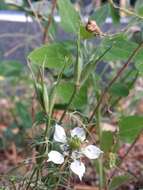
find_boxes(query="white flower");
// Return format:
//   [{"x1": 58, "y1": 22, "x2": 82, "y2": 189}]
[{"x1": 48, "y1": 124, "x2": 103, "y2": 180}]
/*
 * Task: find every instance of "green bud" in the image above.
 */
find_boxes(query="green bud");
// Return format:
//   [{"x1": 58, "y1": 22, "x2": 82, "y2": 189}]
[{"x1": 68, "y1": 137, "x2": 81, "y2": 150}]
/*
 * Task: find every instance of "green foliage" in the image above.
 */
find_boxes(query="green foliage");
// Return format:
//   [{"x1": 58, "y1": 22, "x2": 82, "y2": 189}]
[
  {"x1": 90, "y1": 4, "x2": 109, "y2": 25},
  {"x1": 110, "y1": 83, "x2": 129, "y2": 97},
  {"x1": 101, "y1": 131, "x2": 114, "y2": 153},
  {"x1": 100, "y1": 35, "x2": 143, "y2": 63},
  {"x1": 57, "y1": 0, "x2": 80, "y2": 34},
  {"x1": 109, "y1": 175, "x2": 131, "y2": 190},
  {"x1": 55, "y1": 82, "x2": 87, "y2": 109},
  {"x1": 109, "y1": 4, "x2": 120, "y2": 24},
  {"x1": 119, "y1": 115, "x2": 143, "y2": 143},
  {"x1": 0, "y1": 61, "x2": 24, "y2": 77},
  {"x1": 28, "y1": 43, "x2": 72, "y2": 69},
  {"x1": 135, "y1": 0, "x2": 143, "y2": 16},
  {"x1": 80, "y1": 25, "x2": 94, "y2": 39}
]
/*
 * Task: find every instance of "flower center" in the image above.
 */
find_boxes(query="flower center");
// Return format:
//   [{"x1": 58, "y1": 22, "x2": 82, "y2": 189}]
[{"x1": 68, "y1": 136, "x2": 81, "y2": 150}]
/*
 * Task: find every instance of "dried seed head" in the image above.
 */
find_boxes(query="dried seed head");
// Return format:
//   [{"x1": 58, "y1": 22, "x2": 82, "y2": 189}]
[{"x1": 86, "y1": 20, "x2": 103, "y2": 36}]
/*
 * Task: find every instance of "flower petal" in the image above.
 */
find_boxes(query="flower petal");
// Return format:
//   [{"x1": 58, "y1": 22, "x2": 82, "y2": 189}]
[
  {"x1": 71, "y1": 127, "x2": 86, "y2": 141},
  {"x1": 82, "y1": 145, "x2": 103, "y2": 159},
  {"x1": 70, "y1": 160, "x2": 85, "y2": 180},
  {"x1": 54, "y1": 124, "x2": 67, "y2": 143},
  {"x1": 48, "y1": 151, "x2": 64, "y2": 164}
]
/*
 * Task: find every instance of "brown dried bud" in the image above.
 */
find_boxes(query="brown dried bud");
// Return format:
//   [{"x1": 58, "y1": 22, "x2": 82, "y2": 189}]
[{"x1": 86, "y1": 20, "x2": 103, "y2": 36}]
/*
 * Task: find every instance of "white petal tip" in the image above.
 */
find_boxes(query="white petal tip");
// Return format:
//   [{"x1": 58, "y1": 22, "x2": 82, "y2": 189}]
[{"x1": 70, "y1": 160, "x2": 85, "y2": 180}]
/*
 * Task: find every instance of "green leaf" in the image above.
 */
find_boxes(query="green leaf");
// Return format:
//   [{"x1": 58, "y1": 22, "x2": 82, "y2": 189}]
[
  {"x1": 135, "y1": 0, "x2": 143, "y2": 16},
  {"x1": 110, "y1": 83, "x2": 129, "y2": 97},
  {"x1": 90, "y1": 3, "x2": 109, "y2": 25},
  {"x1": 101, "y1": 131, "x2": 114, "y2": 153},
  {"x1": 57, "y1": 0, "x2": 80, "y2": 34},
  {"x1": 80, "y1": 25, "x2": 94, "y2": 39},
  {"x1": 28, "y1": 43, "x2": 72, "y2": 69},
  {"x1": 56, "y1": 82, "x2": 87, "y2": 109},
  {"x1": 109, "y1": 175, "x2": 131, "y2": 190},
  {"x1": 100, "y1": 35, "x2": 143, "y2": 63},
  {"x1": 119, "y1": 115, "x2": 143, "y2": 143}
]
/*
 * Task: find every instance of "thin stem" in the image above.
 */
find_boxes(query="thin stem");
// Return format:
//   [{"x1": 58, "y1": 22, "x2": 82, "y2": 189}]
[
  {"x1": 88, "y1": 42, "x2": 143, "y2": 123},
  {"x1": 58, "y1": 35, "x2": 82, "y2": 124},
  {"x1": 96, "y1": 101, "x2": 104, "y2": 190},
  {"x1": 26, "y1": 167, "x2": 37, "y2": 190},
  {"x1": 109, "y1": 0, "x2": 143, "y2": 19},
  {"x1": 27, "y1": 0, "x2": 42, "y2": 30},
  {"x1": 43, "y1": 0, "x2": 57, "y2": 43},
  {"x1": 54, "y1": 157, "x2": 69, "y2": 190},
  {"x1": 59, "y1": 85, "x2": 77, "y2": 124},
  {"x1": 108, "y1": 130, "x2": 142, "y2": 184}
]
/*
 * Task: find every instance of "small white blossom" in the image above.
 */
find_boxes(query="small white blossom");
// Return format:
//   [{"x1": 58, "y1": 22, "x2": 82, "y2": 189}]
[{"x1": 48, "y1": 124, "x2": 103, "y2": 180}]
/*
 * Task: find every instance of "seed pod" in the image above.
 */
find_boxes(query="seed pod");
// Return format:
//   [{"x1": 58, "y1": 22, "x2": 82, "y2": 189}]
[
  {"x1": 86, "y1": 20, "x2": 103, "y2": 36},
  {"x1": 42, "y1": 83, "x2": 49, "y2": 115}
]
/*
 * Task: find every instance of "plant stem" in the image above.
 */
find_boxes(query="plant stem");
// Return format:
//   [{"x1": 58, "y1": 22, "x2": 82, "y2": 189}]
[
  {"x1": 109, "y1": 130, "x2": 142, "y2": 184},
  {"x1": 88, "y1": 42, "x2": 143, "y2": 124},
  {"x1": 96, "y1": 105, "x2": 104, "y2": 190},
  {"x1": 109, "y1": 0, "x2": 143, "y2": 19},
  {"x1": 54, "y1": 157, "x2": 69, "y2": 190},
  {"x1": 59, "y1": 85, "x2": 77, "y2": 124},
  {"x1": 26, "y1": 166, "x2": 37, "y2": 190},
  {"x1": 43, "y1": 0, "x2": 57, "y2": 43}
]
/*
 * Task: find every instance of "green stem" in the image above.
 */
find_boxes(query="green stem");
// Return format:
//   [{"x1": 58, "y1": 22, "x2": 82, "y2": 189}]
[
  {"x1": 54, "y1": 156, "x2": 69, "y2": 190},
  {"x1": 98, "y1": 158, "x2": 104, "y2": 190},
  {"x1": 26, "y1": 167, "x2": 37, "y2": 190},
  {"x1": 96, "y1": 107, "x2": 104, "y2": 190},
  {"x1": 59, "y1": 84, "x2": 77, "y2": 124}
]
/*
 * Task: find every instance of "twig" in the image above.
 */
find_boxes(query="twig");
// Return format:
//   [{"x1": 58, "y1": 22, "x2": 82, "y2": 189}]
[
  {"x1": 43, "y1": 0, "x2": 57, "y2": 43},
  {"x1": 27, "y1": 0, "x2": 43, "y2": 30},
  {"x1": 88, "y1": 42, "x2": 143, "y2": 123},
  {"x1": 109, "y1": 0, "x2": 143, "y2": 19}
]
